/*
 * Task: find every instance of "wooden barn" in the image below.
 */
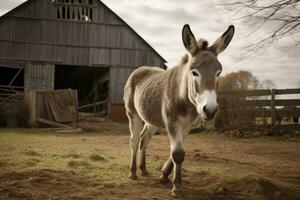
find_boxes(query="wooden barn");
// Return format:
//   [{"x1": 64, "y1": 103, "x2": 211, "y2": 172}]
[{"x1": 0, "y1": 0, "x2": 166, "y2": 122}]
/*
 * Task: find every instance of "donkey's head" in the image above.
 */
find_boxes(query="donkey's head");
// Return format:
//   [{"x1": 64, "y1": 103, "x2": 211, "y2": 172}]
[{"x1": 182, "y1": 24, "x2": 234, "y2": 120}]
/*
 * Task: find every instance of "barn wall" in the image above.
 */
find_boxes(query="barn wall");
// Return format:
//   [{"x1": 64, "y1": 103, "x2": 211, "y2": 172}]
[
  {"x1": 0, "y1": 0, "x2": 164, "y2": 68},
  {"x1": 10, "y1": 0, "x2": 51, "y2": 19},
  {"x1": 108, "y1": 104, "x2": 128, "y2": 122},
  {"x1": 3, "y1": 18, "x2": 150, "y2": 50},
  {"x1": 109, "y1": 66, "x2": 135, "y2": 104},
  {"x1": 0, "y1": 18, "x2": 162, "y2": 67},
  {"x1": 25, "y1": 63, "x2": 55, "y2": 91}
]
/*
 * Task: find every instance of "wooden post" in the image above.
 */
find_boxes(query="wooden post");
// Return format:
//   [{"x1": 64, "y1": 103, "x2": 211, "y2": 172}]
[
  {"x1": 271, "y1": 89, "x2": 276, "y2": 127},
  {"x1": 24, "y1": 90, "x2": 37, "y2": 127}
]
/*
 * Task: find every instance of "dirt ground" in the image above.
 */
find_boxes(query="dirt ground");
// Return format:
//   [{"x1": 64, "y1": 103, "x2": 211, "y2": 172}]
[{"x1": 0, "y1": 120, "x2": 299, "y2": 200}]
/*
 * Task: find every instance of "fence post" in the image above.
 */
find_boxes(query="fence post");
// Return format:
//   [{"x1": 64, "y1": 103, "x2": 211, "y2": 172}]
[{"x1": 271, "y1": 89, "x2": 276, "y2": 127}]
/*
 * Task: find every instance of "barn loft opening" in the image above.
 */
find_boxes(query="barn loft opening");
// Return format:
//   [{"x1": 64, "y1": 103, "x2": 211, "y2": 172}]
[
  {"x1": 55, "y1": 65, "x2": 109, "y2": 114},
  {"x1": 53, "y1": 0, "x2": 94, "y2": 21}
]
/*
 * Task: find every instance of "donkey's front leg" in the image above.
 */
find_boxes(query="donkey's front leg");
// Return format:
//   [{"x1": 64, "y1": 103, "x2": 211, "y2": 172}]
[
  {"x1": 171, "y1": 147, "x2": 185, "y2": 197},
  {"x1": 167, "y1": 126, "x2": 185, "y2": 197}
]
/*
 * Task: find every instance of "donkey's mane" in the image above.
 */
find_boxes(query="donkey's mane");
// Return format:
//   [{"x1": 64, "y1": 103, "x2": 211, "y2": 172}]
[
  {"x1": 180, "y1": 54, "x2": 189, "y2": 65},
  {"x1": 179, "y1": 39, "x2": 208, "y2": 65},
  {"x1": 197, "y1": 39, "x2": 208, "y2": 50}
]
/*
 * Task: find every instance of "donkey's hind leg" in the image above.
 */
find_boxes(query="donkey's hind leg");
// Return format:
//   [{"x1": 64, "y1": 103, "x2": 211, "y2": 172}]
[
  {"x1": 139, "y1": 126, "x2": 156, "y2": 176},
  {"x1": 128, "y1": 112, "x2": 143, "y2": 180}
]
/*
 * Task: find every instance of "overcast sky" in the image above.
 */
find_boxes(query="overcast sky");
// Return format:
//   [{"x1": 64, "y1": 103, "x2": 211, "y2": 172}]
[{"x1": 1, "y1": 0, "x2": 299, "y2": 88}]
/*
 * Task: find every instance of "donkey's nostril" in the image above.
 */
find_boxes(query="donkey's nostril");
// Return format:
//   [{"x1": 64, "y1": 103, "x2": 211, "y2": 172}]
[
  {"x1": 203, "y1": 105, "x2": 208, "y2": 114},
  {"x1": 202, "y1": 105, "x2": 218, "y2": 120},
  {"x1": 203, "y1": 105, "x2": 210, "y2": 118}
]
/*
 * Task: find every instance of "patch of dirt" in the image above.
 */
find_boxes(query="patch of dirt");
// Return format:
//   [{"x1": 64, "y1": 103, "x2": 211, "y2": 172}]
[
  {"x1": 0, "y1": 169, "x2": 103, "y2": 200},
  {"x1": 212, "y1": 175, "x2": 299, "y2": 200},
  {"x1": 89, "y1": 153, "x2": 106, "y2": 161},
  {"x1": 192, "y1": 153, "x2": 254, "y2": 166}
]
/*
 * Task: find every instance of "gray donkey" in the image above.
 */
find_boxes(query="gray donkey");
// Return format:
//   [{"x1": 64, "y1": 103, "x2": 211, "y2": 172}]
[{"x1": 124, "y1": 24, "x2": 235, "y2": 196}]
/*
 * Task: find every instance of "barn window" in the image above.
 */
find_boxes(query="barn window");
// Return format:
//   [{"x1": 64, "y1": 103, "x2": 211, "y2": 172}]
[{"x1": 53, "y1": 0, "x2": 95, "y2": 22}]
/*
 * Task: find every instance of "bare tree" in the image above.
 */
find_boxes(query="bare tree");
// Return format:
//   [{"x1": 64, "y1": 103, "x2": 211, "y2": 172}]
[
  {"x1": 219, "y1": 70, "x2": 260, "y2": 91},
  {"x1": 220, "y1": 0, "x2": 300, "y2": 54},
  {"x1": 260, "y1": 79, "x2": 277, "y2": 89}
]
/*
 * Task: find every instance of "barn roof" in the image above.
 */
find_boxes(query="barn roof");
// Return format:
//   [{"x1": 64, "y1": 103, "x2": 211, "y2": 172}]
[{"x1": 0, "y1": 0, "x2": 167, "y2": 64}]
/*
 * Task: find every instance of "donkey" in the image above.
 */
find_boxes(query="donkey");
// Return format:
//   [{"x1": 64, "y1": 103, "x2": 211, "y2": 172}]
[{"x1": 124, "y1": 24, "x2": 235, "y2": 196}]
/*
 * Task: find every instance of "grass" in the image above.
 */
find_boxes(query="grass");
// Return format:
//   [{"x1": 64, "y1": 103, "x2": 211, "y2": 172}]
[
  {"x1": 0, "y1": 129, "x2": 132, "y2": 183},
  {"x1": 0, "y1": 127, "x2": 299, "y2": 199}
]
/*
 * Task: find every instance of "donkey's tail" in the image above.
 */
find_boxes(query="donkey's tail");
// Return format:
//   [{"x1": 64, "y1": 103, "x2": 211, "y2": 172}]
[{"x1": 123, "y1": 69, "x2": 137, "y2": 114}]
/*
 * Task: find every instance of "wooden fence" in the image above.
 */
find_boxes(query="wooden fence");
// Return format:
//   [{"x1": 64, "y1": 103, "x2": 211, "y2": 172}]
[{"x1": 217, "y1": 88, "x2": 300, "y2": 132}]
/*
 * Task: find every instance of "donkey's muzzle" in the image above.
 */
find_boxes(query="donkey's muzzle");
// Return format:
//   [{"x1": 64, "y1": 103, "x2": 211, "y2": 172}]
[{"x1": 203, "y1": 105, "x2": 218, "y2": 120}]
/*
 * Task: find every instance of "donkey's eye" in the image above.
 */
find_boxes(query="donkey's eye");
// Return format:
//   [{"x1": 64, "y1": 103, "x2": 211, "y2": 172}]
[{"x1": 192, "y1": 71, "x2": 199, "y2": 77}]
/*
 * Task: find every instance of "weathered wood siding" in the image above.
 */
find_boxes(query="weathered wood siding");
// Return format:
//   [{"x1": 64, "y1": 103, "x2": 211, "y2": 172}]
[
  {"x1": 25, "y1": 63, "x2": 55, "y2": 91},
  {"x1": 110, "y1": 67, "x2": 135, "y2": 104},
  {"x1": 0, "y1": 0, "x2": 164, "y2": 67}
]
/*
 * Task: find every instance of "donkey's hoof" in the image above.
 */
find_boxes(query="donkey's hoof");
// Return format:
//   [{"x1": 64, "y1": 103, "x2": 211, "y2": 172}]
[
  {"x1": 128, "y1": 173, "x2": 138, "y2": 180},
  {"x1": 159, "y1": 175, "x2": 170, "y2": 184},
  {"x1": 141, "y1": 170, "x2": 150, "y2": 176},
  {"x1": 171, "y1": 186, "x2": 182, "y2": 197}
]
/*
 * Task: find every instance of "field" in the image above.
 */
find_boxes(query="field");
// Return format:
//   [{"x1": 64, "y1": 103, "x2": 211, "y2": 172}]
[{"x1": 0, "y1": 121, "x2": 300, "y2": 200}]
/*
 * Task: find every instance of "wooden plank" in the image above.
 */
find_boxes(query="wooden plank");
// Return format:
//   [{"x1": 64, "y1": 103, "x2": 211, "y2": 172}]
[
  {"x1": 219, "y1": 89, "x2": 271, "y2": 97},
  {"x1": 24, "y1": 127, "x2": 76, "y2": 132},
  {"x1": 8, "y1": 68, "x2": 23, "y2": 86},
  {"x1": 276, "y1": 88, "x2": 300, "y2": 95},
  {"x1": 36, "y1": 117, "x2": 74, "y2": 129},
  {"x1": 276, "y1": 108, "x2": 300, "y2": 118},
  {"x1": 234, "y1": 99, "x2": 300, "y2": 107},
  {"x1": 275, "y1": 99, "x2": 300, "y2": 106},
  {"x1": 274, "y1": 124, "x2": 300, "y2": 131},
  {"x1": 0, "y1": 85, "x2": 24, "y2": 89},
  {"x1": 217, "y1": 107, "x2": 271, "y2": 118},
  {"x1": 244, "y1": 100, "x2": 271, "y2": 107},
  {"x1": 0, "y1": 39, "x2": 151, "y2": 52},
  {"x1": 78, "y1": 100, "x2": 107, "y2": 110}
]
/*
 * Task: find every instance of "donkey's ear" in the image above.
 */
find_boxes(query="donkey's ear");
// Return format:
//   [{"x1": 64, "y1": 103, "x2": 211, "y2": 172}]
[
  {"x1": 182, "y1": 24, "x2": 198, "y2": 55},
  {"x1": 210, "y1": 25, "x2": 235, "y2": 54}
]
